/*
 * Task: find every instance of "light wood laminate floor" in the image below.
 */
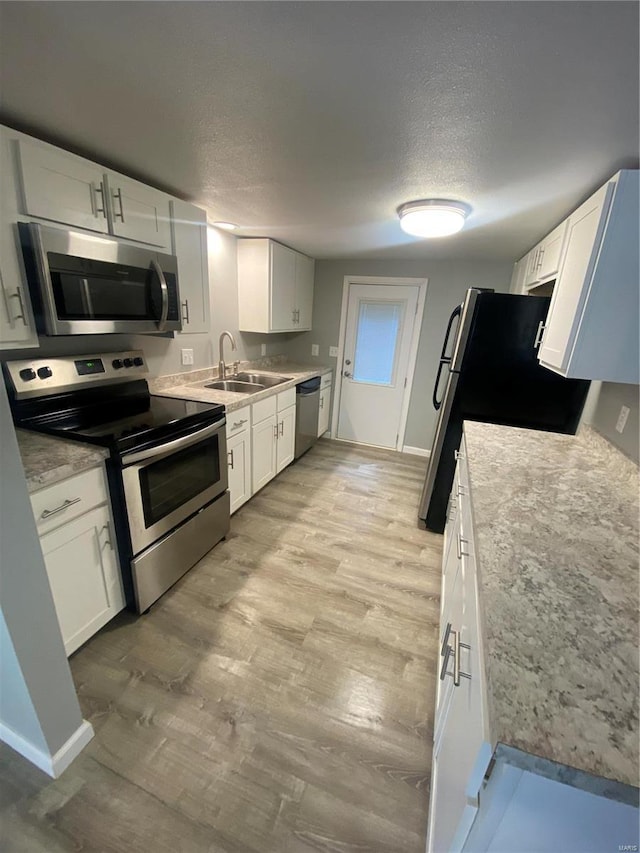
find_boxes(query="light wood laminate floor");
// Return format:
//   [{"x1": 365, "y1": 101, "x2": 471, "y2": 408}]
[{"x1": 1, "y1": 439, "x2": 442, "y2": 853}]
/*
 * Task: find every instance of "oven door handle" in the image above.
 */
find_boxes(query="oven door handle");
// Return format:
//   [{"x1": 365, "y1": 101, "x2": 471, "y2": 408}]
[
  {"x1": 152, "y1": 259, "x2": 169, "y2": 332},
  {"x1": 121, "y1": 418, "x2": 226, "y2": 466}
]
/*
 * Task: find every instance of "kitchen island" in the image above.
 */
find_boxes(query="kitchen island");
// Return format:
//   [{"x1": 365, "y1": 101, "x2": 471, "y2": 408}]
[{"x1": 429, "y1": 420, "x2": 639, "y2": 852}]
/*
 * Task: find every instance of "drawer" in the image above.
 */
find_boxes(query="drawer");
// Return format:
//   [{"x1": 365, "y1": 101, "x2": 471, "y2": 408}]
[
  {"x1": 320, "y1": 373, "x2": 333, "y2": 390},
  {"x1": 277, "y1": 387, "x2": 296, "y2": 412},
  {"x1": 252, "y1": 394, "x2": 277, "y2": 424},
  {"x1": 30, "y1": 465, "x2": 108, "y2": 535},
  {"x1": 226, "y1": 405, "x2": 251, "y2": 437}
]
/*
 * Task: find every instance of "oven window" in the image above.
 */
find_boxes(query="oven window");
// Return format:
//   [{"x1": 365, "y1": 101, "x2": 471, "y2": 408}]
[{"x1": 139, "y1": 434, "x2": 221, "y2": 528}]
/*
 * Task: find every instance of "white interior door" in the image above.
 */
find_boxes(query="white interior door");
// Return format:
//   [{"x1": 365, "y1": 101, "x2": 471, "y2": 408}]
[{"x1": 337, "y1": 283, "x2": 419, "y2": 448}]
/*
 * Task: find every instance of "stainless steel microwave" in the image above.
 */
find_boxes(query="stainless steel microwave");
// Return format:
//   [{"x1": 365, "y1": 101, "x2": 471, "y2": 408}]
[{"x1": 18, "y1": 222, "x2": 182, "y2": 336}]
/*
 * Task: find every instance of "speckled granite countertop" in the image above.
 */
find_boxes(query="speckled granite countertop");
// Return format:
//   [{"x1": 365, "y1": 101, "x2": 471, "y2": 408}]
[
  {"x1": 464, "y1": 421, "x2": 639, "y2": 792},
  {"x1": 16, "y1": 430, "x2": 109, "y2": 494},
  {"x1": 149, "y1": 360, "x2": 332, "y2": 412}
]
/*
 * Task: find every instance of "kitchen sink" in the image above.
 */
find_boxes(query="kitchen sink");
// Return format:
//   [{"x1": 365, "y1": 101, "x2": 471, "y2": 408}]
[
  {"x1": 204, "y1": 380, "x2": 265, "y2": 393},
  {"x1": 233, "y1": 372, "x2": 293, "y2": 388}
]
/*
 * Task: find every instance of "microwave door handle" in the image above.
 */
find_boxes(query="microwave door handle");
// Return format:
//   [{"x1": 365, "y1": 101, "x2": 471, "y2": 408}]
[{"x1": 151, "y1": 259, "x2": 169, "y2": 331}]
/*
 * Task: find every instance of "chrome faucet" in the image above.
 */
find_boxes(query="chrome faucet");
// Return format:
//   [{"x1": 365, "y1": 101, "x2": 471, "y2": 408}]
[{"x1": 218, "y1": 330, "x2": 237, "y2": 379}]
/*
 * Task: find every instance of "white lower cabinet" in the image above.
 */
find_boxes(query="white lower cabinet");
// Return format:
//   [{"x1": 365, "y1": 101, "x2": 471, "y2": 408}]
[
  {"x1": 276, "y1": 404, "x2": 295, "y2": 472},
  {"x1": 31, "y1": 465, "x2": 124, "y2": 656},
  {"x1": 427, "y1": 433, "x2": 638, "y2": 853},
  {"x1": 252, "y1": 412, "x2": 278, "y2": 493},
  {"x1": 251, "y1": 389, "x2": 296, "y2": 493},
  {"x1": 226, "y1": 405, "x2": 252, "y2": 514}
]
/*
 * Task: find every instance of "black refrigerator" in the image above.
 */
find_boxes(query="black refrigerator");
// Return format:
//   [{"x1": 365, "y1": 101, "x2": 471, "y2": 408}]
[{"x1": 418, "y1": 289, "x2": 590, "y2": 533}]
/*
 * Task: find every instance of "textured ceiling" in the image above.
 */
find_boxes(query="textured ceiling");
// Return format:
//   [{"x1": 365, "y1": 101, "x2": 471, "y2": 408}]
[{"x1": 0, "y1": 2, "x2": 638, "y2": 260}]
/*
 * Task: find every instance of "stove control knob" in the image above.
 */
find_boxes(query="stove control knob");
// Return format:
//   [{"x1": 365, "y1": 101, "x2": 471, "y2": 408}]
[
  {"x1": 112, "y1": 359, "x2": 124, "y2": 369},
  {"x1": 133, "y1": 356, "x2": 144, "y2": 367},
  {"x1": 19, "y1": 368, "x2": 36, "y2": 381},
  {"x1": 37, "y1": 366, "x2": 52, "y2": 380},
  {"x1": 123, "y1": 358, "x2": 133, "y2": 368}
]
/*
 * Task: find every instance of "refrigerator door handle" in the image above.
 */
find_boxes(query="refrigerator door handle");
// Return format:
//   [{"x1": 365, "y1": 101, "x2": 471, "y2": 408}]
[{"x1": 433, "y1": 304, "x2": 462, "y2": 411}]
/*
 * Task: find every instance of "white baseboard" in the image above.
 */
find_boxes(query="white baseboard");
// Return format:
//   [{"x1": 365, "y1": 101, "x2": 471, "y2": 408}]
[
  {"x1": 402, "y1": 445, "x2": 431, "y2": 458},
  {"x1": 0, "y1": 718, "x2": 94, "y2": 778}
]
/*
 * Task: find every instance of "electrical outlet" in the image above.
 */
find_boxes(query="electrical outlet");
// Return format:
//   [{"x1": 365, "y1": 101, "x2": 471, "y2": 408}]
[
  {"x1": 615, "y1": 405, "x2": 630, "y2": 434},
  {"x1": 311, "y1": 344, "x2": 319, "y2": 357},
  {"x1": 261, "y1": 344, "x2": 267, "y2": 356},
  {"x1": 181, "y1": 348, "x2": 194, "y2": 366},
  {"x1": 329, "y1": 346, "x2": 339, "y2": 358}
]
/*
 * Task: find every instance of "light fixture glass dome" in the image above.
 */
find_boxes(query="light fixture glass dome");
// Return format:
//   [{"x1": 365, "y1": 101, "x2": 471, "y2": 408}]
[
  {"x1": 212, "y1": 221, "x2": 238, "y2": 231},
  {"x1": 398, "y1": 200, "x2": 469, "y2": 238}
]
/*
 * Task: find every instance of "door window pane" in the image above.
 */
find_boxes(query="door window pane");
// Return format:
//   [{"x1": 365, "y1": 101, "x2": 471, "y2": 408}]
[{"x1": 353, "y1": 300, "x2": 402, "y2": 385}]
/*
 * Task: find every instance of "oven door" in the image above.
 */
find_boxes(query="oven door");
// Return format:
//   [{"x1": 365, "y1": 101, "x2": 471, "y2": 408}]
[
  {"x1": 19, "y1": 222, "x2": 181, "y2": 335},
  {"x1": 120, "y1": 419, "x2": 228, "y2": 556}
]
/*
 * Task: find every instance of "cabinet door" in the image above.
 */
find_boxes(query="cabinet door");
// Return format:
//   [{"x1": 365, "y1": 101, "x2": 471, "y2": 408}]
[
  {"x1": 509, "y1": 257, "x2": 527, "y2": 295},
  {"x1": 252, "y1": 415, "x2": 277, "y2": 493},
  {"x1": 537, "y1": 221, "x2": 567, "y2": 282},
  {"x1": 227, "y1": 428, "x2": 252, "y2": 514},
  {"x1": 538, "y1": 182, "x2": 613, "y2": 372},
  {"x1": 17, "y1": 137, "x2": 109, "y2": 233},
  {"x1": 276, "y1": 404, "x2": 296, "y2": 473},
  {"x1": 269, "y1": 242, "x2": 297, "y2": 331},
  {"x1": 170, "y1": 199, "x2": 210, "y2": 333},
  {"x1": 295, "y1": 253, "x2": 315, "y2": 330},
  {"x1": 523, "y1": 246, "x2": 541, "y2": 288},
  {"x1": 107, "y1": 173, "x2": 171, "y2": 249},
  {"x1": 317, "y1": 386, "x2": 331, "y2": 436},
  {"x1": 40, "y1": 505, "x2": 124, "y2": 656}
]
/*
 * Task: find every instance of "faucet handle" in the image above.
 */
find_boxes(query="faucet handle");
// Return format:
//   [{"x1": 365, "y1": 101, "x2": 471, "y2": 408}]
[{"x1": 232, "y1": 360, "x2": 240, "y2": 375}]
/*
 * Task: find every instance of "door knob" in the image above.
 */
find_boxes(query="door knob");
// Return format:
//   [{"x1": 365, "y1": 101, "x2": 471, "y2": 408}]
[
  {"x1": 343, "y1": 371, "x2": 352, "y2": 378},
  {"x1": 345, "y1": 359, "x2": 352, "y2": 365}
]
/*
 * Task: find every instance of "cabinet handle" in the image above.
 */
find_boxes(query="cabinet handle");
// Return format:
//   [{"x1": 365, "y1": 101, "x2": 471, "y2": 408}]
[
  {"x1": 40, "y1": 497, "x2": 81, "y2": 520},
  {"x1": 439, "y1": 643, "x2": 453, "y2": 681},
  {"x1": 536, "y1": 247, "x2": 545, "y2": 270},
  {"x1": 534, "y1": 320, "x2": 546, "y2": 349},
  {"x1": 451, "y1": 629, "x2": 472, "y2": 686},
  {"x1": 454, "y1": 449, "x2": 465, "y2": 461},
  {"x1": 446, "y1": 498, "x2": 457, "y2": 525},
  {"x1": 279, "y1": 420, "x2": 284, "y2": 437},
  {"x1": 274, "y1": 424, "x2": 279, "y2": 439},
  {"x1": 181, "y1": 299, "x2": 190, "y2": 325},
  {"x1": 456, "y1": 483, "x2": 465, "y2": 497},
  {"x1": 100, "y1": 522, "x2": 113, "y2": 550},
  {"x1": 7, "y1": 287, "x2": 28, "y2": 327},
  {"x1": 440, "y1": 621, "x2": 452, "y2": 658},
  {"x1": 319, "y1": 397, "x2": 324, "y2": 409},
  {"x1": 113, "y1": 188, "x2": 125, "y2": 222},
  {"x1": 456, "y1": 533, "x2": 470, "y2": 560},
  {"x1": 92, "y1": 181, "x2": 107, "y2": 218},
  {"x1": 231, "y1": 419, "x2": 248, "y2": 430},
  {"x1": 228, "y1": 449, "x2": 234, "y2": 469},
  {"x1": 292, "y1": 309, "x2": 297, "y2": 324}
]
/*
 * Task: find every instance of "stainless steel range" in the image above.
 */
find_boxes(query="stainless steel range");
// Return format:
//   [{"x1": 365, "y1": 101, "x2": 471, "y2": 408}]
[{"x1": 4, "y1": 350, "x2": 229, "y2": 612}]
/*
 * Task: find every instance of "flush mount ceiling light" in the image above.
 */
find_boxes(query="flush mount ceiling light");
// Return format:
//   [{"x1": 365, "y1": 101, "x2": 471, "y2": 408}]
[
  {"x1": 212, "y1": 221, "x2": 238, "y2": 231},
  {"x1": 397, "y1": 200, "x2": 470, "y2": 238}
]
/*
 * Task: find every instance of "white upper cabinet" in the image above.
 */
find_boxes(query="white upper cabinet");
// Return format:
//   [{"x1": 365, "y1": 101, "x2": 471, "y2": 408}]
[
  {"x1": 106, "y1": 173, "x2": 171, "y2": 249},
  {"x1": 538, "y1": 171, "x2": 639, "y2": 383},
  {"x1": 18, "y1": 137, "x2": 110, "y2": 234},
  {"x1": 524, "y1": 221, "x2": 567, "y2": 289},
  {"x1": 0, "y1": 127, "x2": 38, "y2": 348},
  {"x1": 170, "y1": 199, "x2": 210, "y2": 333},
  {"x1": 509, "y1": 256, "x2": 527, "y2": 295},
  {"x1": 16, "y1": 132, "x2": 171, "y2": 249},
  {"x1": 238, "y1": 238, "x2": 315, "y2": 333}
]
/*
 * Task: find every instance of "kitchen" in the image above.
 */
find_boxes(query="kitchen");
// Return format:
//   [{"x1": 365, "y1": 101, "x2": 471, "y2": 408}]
[{"x1": 0, "y1": 3, "x2": 638, "y2": 852}]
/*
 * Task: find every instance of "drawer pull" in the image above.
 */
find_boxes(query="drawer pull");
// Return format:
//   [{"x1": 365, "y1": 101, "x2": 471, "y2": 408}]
[
  {"x1": 456, "y1": 533, "x2": 470, "y2": 560},
  {"x1": 231, "y1": 418, "x2": 248, "y2": 430},
  {"x1": 452, "y1": 629, "x2": 471, "y2": 687},
  {"x1": 40, "y1": 497, "x2": 81, "y2": 520}
]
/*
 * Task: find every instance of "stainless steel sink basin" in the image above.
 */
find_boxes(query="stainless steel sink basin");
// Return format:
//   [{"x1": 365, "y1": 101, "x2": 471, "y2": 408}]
[
  {"x1": 233, "y1": 372, "x2": 293, "y2": 388},
  {"x1": 204, "y1": 380, "x2": 265, "y2": 393}
]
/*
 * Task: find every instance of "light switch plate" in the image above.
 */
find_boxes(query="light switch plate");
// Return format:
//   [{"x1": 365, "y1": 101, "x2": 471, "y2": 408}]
[
  {"x1": 329, "y1": 346, "x2": 339, "y2": 358},
  {"x1": 181, "y1": 348, "x2": 194, "y2": 366},
  {"x1": 311, "y1": 344, "x2": 319, "y2": 357},
  {"x1": 615, "y1": 405, "x2": 630, "y2": 433}
]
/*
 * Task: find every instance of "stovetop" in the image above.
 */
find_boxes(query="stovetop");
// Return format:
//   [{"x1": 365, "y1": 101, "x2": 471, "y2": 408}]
[{"x1": 4, "y1": 351, "x2": 225, "y2": 457}]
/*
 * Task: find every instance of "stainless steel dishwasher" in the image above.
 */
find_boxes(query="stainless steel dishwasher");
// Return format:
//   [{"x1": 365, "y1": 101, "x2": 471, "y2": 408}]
[{"x1": 294, "y1": 377, "x2": 321, "y2": 459}]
